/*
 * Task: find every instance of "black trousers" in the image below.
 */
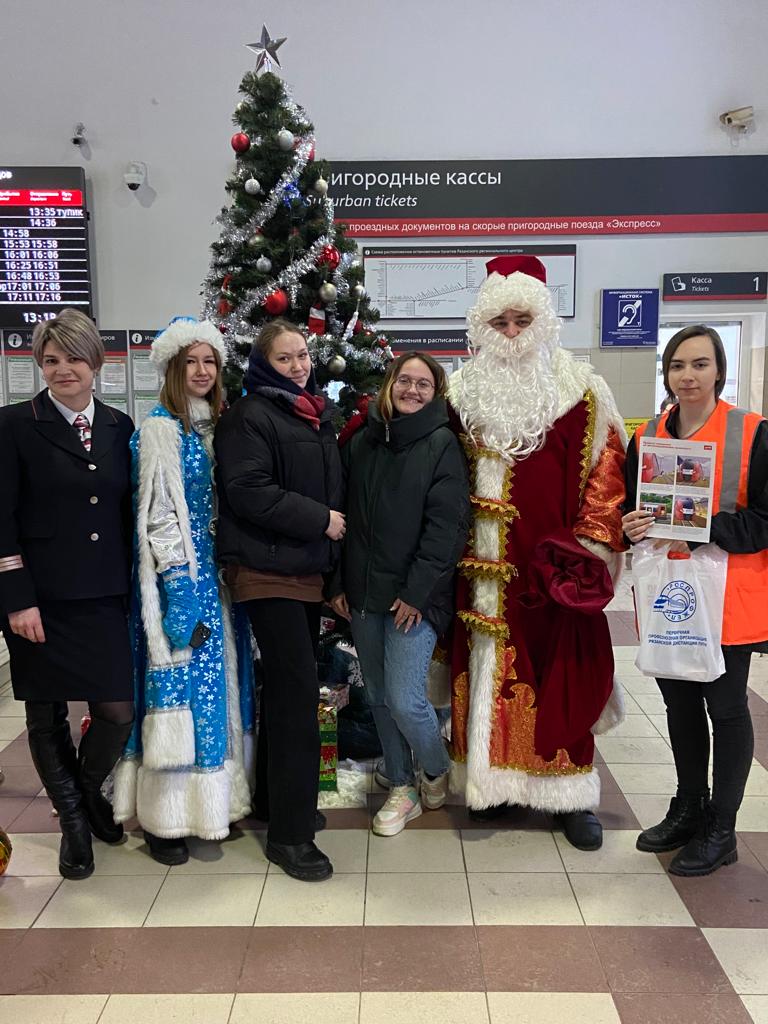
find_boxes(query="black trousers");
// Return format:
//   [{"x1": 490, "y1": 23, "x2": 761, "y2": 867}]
[
  {"x1": 657, "y1": 645, "x2": 754, "y2": 816},
  {"x1": 244, "y1": 598, "x2": 321, "y2": 845}
]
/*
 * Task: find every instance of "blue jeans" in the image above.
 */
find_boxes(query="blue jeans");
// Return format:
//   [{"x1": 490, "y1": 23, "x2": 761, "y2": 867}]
[{"x1": 351, "y1": 610, "x2": 450, "y2": 787}]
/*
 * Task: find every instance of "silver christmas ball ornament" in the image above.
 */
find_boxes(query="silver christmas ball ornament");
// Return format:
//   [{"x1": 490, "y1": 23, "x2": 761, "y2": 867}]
[
  {"x1": 327, "y1": 354, "x2": 347, "y2": 376},
  {"x1": 244, "y1": 177, "x2": 261, "y2": 195},
  {"x1": 318, "y1": 282, "x2": 337, "y2": 303},
  {"x1": 313, "y1": 177, "x2": 329, "y2": 196},
  {"x1": 256, "y1": 255, "x2": 272, "y2": 273},
  {"x1": 277, "y1": 129, "x2": 295, "y2": 151},
  {"x1": 247, "y1": 232, "x2": 265, "y2": 249},
  {"x1": 351, "y1": 284, "x2": 365, "y2": 299}
]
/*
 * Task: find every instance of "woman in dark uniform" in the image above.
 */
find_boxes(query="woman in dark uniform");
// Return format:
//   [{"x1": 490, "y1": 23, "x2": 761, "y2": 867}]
[{"x1": 0, "y1": 309, "x2": 134, "y2": 880}]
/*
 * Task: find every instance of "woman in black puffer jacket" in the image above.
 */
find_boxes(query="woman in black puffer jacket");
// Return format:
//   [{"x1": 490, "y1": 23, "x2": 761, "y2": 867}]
[
  {"x1": 215, "y1": 319, "x2": 344, "y2": 883},
  {"x1": 330, "y1": 352, "x2": 470, "y2": 837}
]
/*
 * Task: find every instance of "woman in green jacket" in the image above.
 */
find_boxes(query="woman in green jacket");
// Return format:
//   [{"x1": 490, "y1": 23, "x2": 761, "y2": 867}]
[{"x1": 331, "y1": 353, "x2": 470, "y2": 836}]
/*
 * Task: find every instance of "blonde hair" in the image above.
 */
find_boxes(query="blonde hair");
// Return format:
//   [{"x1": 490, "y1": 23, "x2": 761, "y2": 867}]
[
  {"x1": 160, "y1": 343, "x2": 223, "y2": 433},
  {"x1": 377, "y1": 352, "x2": 447, "y2": 422},
  {"x1": 31, "y1": 309, "x2": 104, "y2": 371}
]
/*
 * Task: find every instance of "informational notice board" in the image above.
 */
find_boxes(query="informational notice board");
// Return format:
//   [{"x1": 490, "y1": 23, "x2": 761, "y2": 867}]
[{"x1": 363, "y1": 244, "x2": 577, "y2": 320}]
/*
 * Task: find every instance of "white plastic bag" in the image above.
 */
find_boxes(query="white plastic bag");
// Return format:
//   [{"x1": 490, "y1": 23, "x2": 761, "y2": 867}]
[{"x1": 632, "y1": 541, "x2": 728, "y2": 682}]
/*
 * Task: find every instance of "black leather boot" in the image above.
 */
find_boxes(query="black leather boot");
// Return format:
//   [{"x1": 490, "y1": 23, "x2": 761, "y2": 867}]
[
  {"x1": 78, "y1": 717, "x2": 133, "y2": 844},
  {"x1": 636, "y1": 792, "x2": 709, "y2": 853},
  {"x1": 468, "y1": 803, "x2": 508, "y2": 822},
  {"x1": 144, "y1": 831, "x2": 190, "y2": 866},
  {"x1": 26, "y1": 702, "x2": 94, "y2": 880},
  {"x1": 668, "y1": 807, "x2": 738, "y2": 876},
  {"x1": 555, "y1": 810, "x2": 603, "y2": 850},
  {"x1": 266, "y1": 840, "x2": 333, "y2": 881}
]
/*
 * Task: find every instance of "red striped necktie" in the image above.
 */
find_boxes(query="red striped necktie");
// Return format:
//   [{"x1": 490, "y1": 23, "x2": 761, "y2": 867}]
[{"x1": 73, "y1": 413, "x2": 92, "y2": 452}]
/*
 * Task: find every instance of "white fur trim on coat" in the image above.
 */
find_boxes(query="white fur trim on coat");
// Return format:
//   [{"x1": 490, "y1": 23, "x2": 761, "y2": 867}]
[
  {"x1": 135, "y1": 415, "x2": 197, "y2": 670},
  {"x1": 134, "y1": 757, "x2": 252, "y2": 841},
  {"x1": 550, "y1": 348, "x2": 627, "y2": 464},
  {"x1": 141, "y1": 708, "x2": 196, "y2": 770},
  {"x1": 219, "y1": 588, "x2": 254, "y2": 817},
  {"x1": 467, "y1": 271, "x2": 553, "y2": 329},
  {"x1": 112, "y1": 757, "x2": 138, "y2": 824},
  {"x1": 150, "y1": 319, "x2": 226, "y2": 374},
  {"x1": 450, "y1": 758, "x2": 601, "y2": 813}
]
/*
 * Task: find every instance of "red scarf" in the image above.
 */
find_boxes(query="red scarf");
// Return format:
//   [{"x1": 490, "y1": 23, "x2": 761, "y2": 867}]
[{"x1": 292, "y1": 391, "x2": 326, "y2": 431}]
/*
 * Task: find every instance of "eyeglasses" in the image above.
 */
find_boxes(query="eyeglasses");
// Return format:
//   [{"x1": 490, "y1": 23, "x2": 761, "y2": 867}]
[{"x1": 394, "y1": 375, "x2": 435, "y2": 393}]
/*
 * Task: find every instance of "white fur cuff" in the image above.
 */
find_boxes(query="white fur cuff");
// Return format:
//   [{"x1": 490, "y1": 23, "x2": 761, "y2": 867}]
[{"x1": 141, "y1": 707, "x2": 196, "y2": 770}]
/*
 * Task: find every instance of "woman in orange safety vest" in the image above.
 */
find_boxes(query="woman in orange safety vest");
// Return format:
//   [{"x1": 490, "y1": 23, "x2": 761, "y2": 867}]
[{"x1": 623, "y1": 324, "x2": 768, "y2": 877}]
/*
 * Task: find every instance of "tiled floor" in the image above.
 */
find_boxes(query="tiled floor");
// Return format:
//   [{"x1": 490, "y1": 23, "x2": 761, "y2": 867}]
[{"x1": 1, "y1": 605, "x2": 768, "y2": 1023}]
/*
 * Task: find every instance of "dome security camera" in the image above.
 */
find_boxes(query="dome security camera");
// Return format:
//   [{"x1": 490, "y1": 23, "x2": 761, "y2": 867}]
[{"x1": 124, "y1": 161, "x2": 147, "y2": 191}]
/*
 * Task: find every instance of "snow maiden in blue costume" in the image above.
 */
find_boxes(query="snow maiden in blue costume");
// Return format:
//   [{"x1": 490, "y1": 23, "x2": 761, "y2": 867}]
[{"x1": 113, "y1": 318, "x2": 253, "y2": 865}]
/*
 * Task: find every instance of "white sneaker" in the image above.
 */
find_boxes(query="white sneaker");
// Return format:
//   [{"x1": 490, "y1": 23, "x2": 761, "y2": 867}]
[
  {"x1": 372, "y1": 785, "x2": 422, "y2": 836},
  {"x1": 420, "y1": 771, "x2": 448, "y2": 810}
]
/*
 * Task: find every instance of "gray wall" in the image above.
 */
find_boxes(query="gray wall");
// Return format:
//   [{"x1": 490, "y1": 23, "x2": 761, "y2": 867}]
[{"x1": 3, "y1": 0, "x2": 768, "y2": 414}]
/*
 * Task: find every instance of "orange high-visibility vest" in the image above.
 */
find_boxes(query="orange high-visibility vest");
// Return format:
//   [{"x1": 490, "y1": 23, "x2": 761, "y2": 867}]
[{"x1": 634, "y1": 400, "x2": 768, "y2": 645}]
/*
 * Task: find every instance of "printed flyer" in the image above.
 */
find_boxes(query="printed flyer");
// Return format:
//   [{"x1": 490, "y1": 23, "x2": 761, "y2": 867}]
[{"x1": 636, "y1": 436, "x2": 717, "y2": 542}]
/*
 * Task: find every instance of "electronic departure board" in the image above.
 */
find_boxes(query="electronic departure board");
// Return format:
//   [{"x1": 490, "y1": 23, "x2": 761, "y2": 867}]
[{"x1": 0, "y1": 166, "x2": 92, "y2": 329}]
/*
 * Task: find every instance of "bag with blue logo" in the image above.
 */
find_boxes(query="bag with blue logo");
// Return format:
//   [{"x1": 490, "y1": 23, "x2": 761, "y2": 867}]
[{"x1": 632, "y1": 541, "x2": 728, "y2": 682}]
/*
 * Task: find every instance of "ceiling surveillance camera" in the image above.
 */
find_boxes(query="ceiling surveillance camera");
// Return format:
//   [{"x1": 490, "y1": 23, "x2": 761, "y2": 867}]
[
  {"x1": 71, "y1": 123, "x2": 87, "y2": 146},
  {"x1": 719, "y1": 105, "x2": 754, "y2": 128},
  {"x1": 123, "y1": 161, "x2": 147, "y2": 191}
]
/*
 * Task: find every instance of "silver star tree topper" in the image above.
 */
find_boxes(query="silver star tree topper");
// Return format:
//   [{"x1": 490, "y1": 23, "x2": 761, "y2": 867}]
[{"x1": 245, "y1": 25, "x2": 287, "y2": 73}]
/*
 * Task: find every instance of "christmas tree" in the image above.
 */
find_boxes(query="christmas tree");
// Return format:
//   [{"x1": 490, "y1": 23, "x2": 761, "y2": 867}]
[{"x1": 201, "y1": 27, "x2": 391, "y2": 415}]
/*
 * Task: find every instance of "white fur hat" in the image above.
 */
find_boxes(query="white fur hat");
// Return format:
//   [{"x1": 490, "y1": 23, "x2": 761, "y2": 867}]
[
  {"x1": 467, "y1": 270, "x2": 554, "y2": 335},
  {"x1": 150, "y1": 317, "x2": 227, "y2": 373}
]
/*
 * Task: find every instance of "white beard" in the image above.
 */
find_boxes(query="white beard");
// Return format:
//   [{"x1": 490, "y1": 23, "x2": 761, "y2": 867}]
[{"x1": 451, "y1": 312, "x2": 561, "y2": 462}]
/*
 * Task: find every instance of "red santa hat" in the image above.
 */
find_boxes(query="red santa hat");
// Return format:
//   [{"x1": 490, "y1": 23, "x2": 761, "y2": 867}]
[
  {"x1": 485, "y1": 255, "x2": 547, "y2": 283},
  {"x1": 468, "y1": 253, "x2": 554, "y2": 330}
]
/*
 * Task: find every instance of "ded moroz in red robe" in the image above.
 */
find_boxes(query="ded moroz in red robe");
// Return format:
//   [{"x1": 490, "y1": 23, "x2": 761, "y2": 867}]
[{"x1": 449, "y1": 352, "x2": 627, "y2": 813}]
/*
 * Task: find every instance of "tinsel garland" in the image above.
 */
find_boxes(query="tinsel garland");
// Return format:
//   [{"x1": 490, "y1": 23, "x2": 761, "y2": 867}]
[{"x1": 306, "y1": 333, "x2": 390, "y2": 373}]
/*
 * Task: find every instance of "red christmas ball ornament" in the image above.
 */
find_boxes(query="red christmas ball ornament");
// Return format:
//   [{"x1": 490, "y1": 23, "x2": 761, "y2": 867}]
[
  {"x1": 263, "y1": 288, "x2": 289, "y2": 315},
  {"x1": 353, "y1": 320, "x2": 364, "y2": 334},
  {"x1": 316, "y1": 244, "x2": 341, "y2": 271},
  {"x1": 218, "y1": 299, "x2": 233, "y2": 316},
  {"x1": 230, "y1": 132, "x2": 251, "y2": 154},
  {"x1": 308, "y1": 144, "x2": 316, "y2": 162}
]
